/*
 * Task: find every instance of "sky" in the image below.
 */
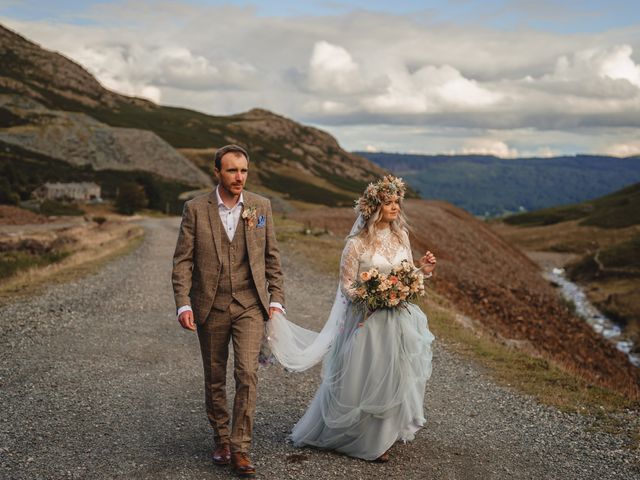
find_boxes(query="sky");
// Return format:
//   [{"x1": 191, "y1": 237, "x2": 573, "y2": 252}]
[{"x1": 1, "y1": 0, "x2": 640, "y2": 157}]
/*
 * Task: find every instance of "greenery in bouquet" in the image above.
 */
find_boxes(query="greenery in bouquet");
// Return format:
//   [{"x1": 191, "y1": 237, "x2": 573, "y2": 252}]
[{"x1": 350, "y1": 260, "x2": 426, "y2": 313}]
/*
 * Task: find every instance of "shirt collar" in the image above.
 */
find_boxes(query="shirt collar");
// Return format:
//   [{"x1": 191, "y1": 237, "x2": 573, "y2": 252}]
[{"x1": 215, "y1": 184, "x2": 244, "y2": 209}]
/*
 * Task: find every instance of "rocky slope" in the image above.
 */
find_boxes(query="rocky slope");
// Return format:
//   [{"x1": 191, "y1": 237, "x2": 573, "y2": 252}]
[
  {"x1": 0, "y1": 24, "x2": 150, "y2": 111},
  {"x1": 0, "y1": 95, "x2": 212, "y2": 187},
  {"x1": 0, "y1": 23, "x2": 211, "y2": 189},
  {"x1": 0, "y1": 23, "x2": 387, "y2": 205}
]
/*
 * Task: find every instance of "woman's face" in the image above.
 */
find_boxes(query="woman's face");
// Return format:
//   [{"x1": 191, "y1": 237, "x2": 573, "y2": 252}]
[{"x1": 379, "y1": 195, "x2": 400, "y2": 224}]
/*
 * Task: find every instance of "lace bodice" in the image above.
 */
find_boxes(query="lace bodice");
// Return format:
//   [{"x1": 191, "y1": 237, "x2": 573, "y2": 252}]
[{"x1": 340, "y1": 227, "x2": 414, "y2": 299}]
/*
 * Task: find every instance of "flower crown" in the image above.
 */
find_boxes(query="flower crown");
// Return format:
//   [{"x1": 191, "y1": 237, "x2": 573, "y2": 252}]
[{"x1": 355, "y1": 175, "x2": 406, "y2": 219}]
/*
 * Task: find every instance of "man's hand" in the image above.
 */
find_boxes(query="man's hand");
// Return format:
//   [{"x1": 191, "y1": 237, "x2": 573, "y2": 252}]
[
  {"x1": 269, "y1": 307, "x2": 284, "y2": 320},
  {"x1": 418, "y1": 250, "x2": 437, "y2": 274},
  {"x1": 178, "y1": 310, "x2": 196, "y2": 331}
]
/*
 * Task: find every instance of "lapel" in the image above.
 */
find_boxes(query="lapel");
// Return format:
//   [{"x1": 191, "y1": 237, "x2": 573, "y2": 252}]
[{"x1": 206, "y1": 190, "x2": 223, "y2": 261}]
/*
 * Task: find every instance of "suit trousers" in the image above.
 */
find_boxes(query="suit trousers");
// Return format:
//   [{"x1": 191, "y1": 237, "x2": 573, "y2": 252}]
[{"x1": 196, "y1": 297, "x2": 265, "y2": 453}]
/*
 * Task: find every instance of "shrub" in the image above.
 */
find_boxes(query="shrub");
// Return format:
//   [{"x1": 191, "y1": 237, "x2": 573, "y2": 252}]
[
  {"x1": 115, "y1": 183, "x2": 148, "y2": 215},
  {"x1": 0, "y1": 177, "x2": 19, "y2": 205},
  {"x1": 39, "y1": 200, "x2": 84, "y2": 216}
]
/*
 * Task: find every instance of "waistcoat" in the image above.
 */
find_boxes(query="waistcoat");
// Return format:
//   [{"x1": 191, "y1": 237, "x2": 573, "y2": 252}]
[{"x1": 212, "y1": 215, "x2": 260, "y2": 311}]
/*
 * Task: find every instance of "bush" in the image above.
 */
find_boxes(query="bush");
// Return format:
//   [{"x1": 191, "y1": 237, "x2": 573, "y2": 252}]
[
  {"x1": 39, "y1": 200, "x2": 84, "y2": 216},
  {"x1": 0, "y1": 177, "x2": 19, "y2": 205},
  {"x1": 115, "y1": 183, "x2": 148, "y2": 215},
  {"x1": 92, "y1": 216, "x2": 107, "y2": 226}
]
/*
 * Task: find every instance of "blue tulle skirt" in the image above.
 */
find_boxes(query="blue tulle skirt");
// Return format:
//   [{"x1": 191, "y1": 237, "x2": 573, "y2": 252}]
[{"x1": 289, "y1": 302, "x2": 435, "y2": 460}]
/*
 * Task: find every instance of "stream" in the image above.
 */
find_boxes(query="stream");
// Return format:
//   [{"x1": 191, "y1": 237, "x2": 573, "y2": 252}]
[{"x1": 545, "y1": 267, "x2": 640, "y2": 368}]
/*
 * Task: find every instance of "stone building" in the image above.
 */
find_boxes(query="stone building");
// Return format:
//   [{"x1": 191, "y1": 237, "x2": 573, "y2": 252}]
[{"x1": 32, "y1": 182, "x2": 101, "y2": 202}]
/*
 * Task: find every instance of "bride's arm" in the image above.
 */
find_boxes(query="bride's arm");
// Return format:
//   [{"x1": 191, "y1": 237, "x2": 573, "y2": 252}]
[
  {"x1": 402, "y1": 229, "x2": 435, "y2": 277},
  {"x1": 340, "y1": 238, "x2": 361, "y2": 299}
]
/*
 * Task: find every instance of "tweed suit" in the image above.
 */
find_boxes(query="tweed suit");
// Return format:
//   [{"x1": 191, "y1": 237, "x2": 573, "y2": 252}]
[{"x1": 172, "y1": 189, "x2": 284, "y2": 452}]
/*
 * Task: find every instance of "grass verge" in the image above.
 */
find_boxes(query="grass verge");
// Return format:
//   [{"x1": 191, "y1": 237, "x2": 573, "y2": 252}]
[
  {"x1": 0, "y1": 223, "x2": 144, "y2": 307},
  {"x1": 0, "y1": 250, "x2": 71, "y2": 280},
  {"x1": 275, "y1": 215, "x2": 343, "y2": 276}
]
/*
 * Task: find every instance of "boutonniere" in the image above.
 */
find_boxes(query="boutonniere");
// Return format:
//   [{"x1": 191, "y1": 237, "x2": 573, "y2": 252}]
[{"x1": 242, "y1": 205, "x2": 258, "y2": 228}]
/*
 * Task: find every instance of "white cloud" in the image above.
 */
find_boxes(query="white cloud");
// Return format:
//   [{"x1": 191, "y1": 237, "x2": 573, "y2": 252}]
[
  {"x1": 364, "y1": 64, "x2": 502, "y2": 114},
  {"x1": 3, "y1": 6, "x2": 640, "y2": 156},
  {"x1": 307, "y1": 41, "x2": 365, "y2": 94},
  {"x1": 303, "y1": 99, "x2": 353, "y2": 114},
  {"x1": 449, "y1": 139, "x2": 519, "y2": 158},
  {"x1": 552, "y1": 44, "x2": 640, "y2": 87},
  {"x1": 140, "y1": 85, "x2": 161, "y2": 103},
  {"x1": 603, "y1": 141, "x2": 640, "y2": 157}
]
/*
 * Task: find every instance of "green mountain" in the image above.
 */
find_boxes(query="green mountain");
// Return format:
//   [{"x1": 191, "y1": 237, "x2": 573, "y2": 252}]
[
  {"x1": 0, "y1": 24, "x2": 390, "y2": 213},
  {"x1": 359, "y1": 151, "x2": 640, "y2": 217}
]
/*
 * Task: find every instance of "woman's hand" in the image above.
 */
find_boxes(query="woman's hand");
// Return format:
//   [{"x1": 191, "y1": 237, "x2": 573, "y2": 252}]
[{"x1": 418, "y1": 250, "x2": 437, "y2": 274}]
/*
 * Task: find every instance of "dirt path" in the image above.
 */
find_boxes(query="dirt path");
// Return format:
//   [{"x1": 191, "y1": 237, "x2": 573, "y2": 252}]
[{"x1": 1, "y1": 217, "x2": 638, "y2": 480}]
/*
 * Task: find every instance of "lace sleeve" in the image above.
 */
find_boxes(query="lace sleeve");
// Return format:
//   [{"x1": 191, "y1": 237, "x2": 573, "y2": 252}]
[
  {"x1": 340, "y1": 237, "x2": 362, "y2": 300},
  {"x1": 401, "y1": 229, "x2": 414, "y2": 265},
  {"x1": 402, "y1": 229, "x2": 433, "y2": 279}
]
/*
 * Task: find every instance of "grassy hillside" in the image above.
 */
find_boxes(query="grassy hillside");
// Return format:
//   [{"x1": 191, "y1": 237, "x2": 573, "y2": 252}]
[
  {"x1": 505, "y1": 183, "x2": 640, "y2": 228},
  {"x1": 493, "y1": 184, "x2": 640, "y2": 358},
  {"x1": 360, "y1": 151, "x2": 640, "y2": 217}
]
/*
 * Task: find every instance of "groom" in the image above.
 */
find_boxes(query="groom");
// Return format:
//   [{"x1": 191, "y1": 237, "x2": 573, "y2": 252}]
[{"x1": 172, "y1": 144, "x2": 285, "y2": 478}]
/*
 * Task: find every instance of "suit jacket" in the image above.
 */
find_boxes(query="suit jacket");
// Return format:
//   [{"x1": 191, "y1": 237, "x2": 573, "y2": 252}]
[{"x1": 172, "y1": 189, "x2": 285, "y2": 325}]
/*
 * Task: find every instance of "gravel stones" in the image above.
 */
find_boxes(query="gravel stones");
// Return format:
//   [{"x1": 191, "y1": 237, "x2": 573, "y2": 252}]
[{"x1": 0, "y1": 217, "x2": 638, "y2": 479}]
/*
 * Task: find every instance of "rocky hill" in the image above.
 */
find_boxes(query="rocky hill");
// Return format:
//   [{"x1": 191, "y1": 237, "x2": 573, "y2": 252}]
[
  {"x1": 0, "y1": 95, "x2": 212, "y2": 187},
  {"x1": 0, "y1": 23, "x2": 388, "y2": 209},
  {"x1": 0, "y1": 24, "x2": 150, "y2": 111}
]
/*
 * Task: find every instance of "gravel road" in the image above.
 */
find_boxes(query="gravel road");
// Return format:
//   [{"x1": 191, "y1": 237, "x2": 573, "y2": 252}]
[{"x1": 1, "y1": 217, "x2": 638, "y2": 480}]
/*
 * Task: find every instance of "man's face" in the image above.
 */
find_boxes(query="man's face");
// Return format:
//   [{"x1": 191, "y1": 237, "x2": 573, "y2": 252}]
[{"x1": 215, "y1": 152, "x2": 248, "y2": 196}]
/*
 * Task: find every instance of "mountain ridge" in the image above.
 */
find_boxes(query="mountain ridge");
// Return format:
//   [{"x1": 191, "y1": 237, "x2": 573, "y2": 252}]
[{"x1": 360, "y1": 151, "x2": 640, "y2": 216}]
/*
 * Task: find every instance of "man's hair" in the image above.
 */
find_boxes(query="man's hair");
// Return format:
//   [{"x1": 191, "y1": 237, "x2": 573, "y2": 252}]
[{"x1": 214, "y1": 144, "x2": 250, "y2": 170}]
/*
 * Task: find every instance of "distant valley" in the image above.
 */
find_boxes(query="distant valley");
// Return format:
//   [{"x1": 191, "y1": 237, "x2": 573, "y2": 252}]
[{"x1": 360, "y1": 151, "x2": 640, "y2": 217}]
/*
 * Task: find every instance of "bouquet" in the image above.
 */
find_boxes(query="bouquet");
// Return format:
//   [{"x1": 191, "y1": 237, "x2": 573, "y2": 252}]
[{"x1": 350, "y1": 260, "x2": 426, "y2": 312}]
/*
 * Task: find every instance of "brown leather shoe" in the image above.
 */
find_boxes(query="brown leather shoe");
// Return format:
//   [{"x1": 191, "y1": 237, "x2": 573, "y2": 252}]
[
  {"x1": 374, "y1": 450, "x2": 390, "y2": 463},
  {"x1": 231, "y1": 452, "x2": 256, "y2": 478},
  {"x1": 212, "y1": 444, "x2": 231, "y2": 465}
]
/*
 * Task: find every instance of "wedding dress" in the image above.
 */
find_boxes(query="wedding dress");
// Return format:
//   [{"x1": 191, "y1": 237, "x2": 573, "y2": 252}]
[{"x1": 268, "y1": 225, "x2": 435, "y2": 460}]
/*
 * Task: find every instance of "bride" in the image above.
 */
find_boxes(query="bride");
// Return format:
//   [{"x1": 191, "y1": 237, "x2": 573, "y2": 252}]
[{"x1": 268, "y1": 175, "x2": 436, "y2": 462}]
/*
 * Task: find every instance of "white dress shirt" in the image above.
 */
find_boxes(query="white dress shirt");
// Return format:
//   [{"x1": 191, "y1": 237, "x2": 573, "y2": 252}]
[
  {"x1": 216, "y1": 185, "x2": 245, "y2": 242},
  {"x1": 177, "y1": 186, "x2": 284, "y2": 317}
]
